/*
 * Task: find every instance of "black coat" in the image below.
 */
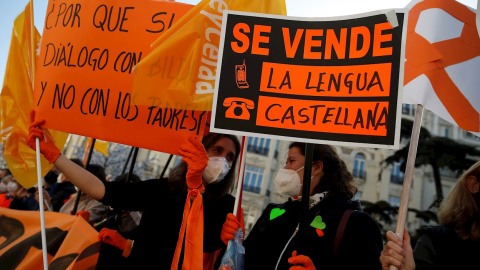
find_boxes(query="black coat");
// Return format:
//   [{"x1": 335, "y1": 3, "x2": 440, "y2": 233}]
[
  {"x1": 414, "y1": 224, "x2": 480, "y2": 270},
  {"x1": 100, "y1": 178, "x2": 233, "y2": 269},
  {"x1": 244, "y1": 197, "x2": 383, "y2": 270}
]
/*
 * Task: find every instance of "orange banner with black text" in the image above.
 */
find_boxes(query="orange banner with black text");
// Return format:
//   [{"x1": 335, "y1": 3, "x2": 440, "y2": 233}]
[
  {"x1": 33, "y1": 0, "x2": 205, "y2": 155},
  {"x1": 0, "y1": 208, "x2": 100, "y2": 269}
]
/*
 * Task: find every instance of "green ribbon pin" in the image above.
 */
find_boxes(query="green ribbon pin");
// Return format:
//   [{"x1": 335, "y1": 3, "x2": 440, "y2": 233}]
[
  {"x1": 270, "y1": 208, "x2": 285, "y2": 220},
  {"x1": 310, "y1": 215, "x2": 326, "y2": 230}
]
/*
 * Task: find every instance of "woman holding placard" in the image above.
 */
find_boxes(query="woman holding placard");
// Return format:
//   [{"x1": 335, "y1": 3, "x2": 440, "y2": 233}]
[
  {"x1": 27, "y1": 111, "x2": 241, "y2": 269},
  {"x1": 221, "y1": 142, "x2": 383, "y2": 269},
  {"x1": 379, "y1": 161, "x2": 480, "y2": 270}
]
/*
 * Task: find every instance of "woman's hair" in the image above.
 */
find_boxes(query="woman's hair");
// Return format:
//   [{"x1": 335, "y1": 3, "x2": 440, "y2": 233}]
[
  {"x1": 289, "y1": 142, "x2": 356, "y2": 200},
  {"x1": 114, "y1": 173, "x2": 141, "y2": 183},
  {"x1": 438, "y1": 161, "x2": 480, "y2": 240},
  {"x1": 168, "y1": 133, "x2": 241, "y2": 199},
  {"x1": 86, "y1": 164, "x2": 107, "y2": 183}
]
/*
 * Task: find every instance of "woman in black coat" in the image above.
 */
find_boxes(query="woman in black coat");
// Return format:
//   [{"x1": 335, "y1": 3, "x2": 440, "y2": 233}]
[
  {"x1": 222, "y1": 142, "x2": 383, "y2": 269},
  {"x1": 27, "y1": 116, "x2": 241, "y2": 269}
]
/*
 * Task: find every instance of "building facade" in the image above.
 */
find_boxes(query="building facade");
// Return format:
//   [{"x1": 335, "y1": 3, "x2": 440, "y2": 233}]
[{"x1": 49, "y1": 104, "x2": 480, "y2": 236}]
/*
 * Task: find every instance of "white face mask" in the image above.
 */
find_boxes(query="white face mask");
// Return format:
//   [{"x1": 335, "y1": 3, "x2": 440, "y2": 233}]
[
  {"x1": 0, "y1": 182, "x2": 7, "y2": 193},
  {"x1": 203, "y1": 157, "x2": 231, "y2": 184},
  {"x1": 274, "y1": 167, "x2": 304, "y2": 197},
  {"x1": 7, "y1": 182, "x2": 19, "y2": 193}
]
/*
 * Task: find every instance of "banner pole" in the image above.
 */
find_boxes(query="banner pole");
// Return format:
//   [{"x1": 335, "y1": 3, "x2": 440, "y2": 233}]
[
  {"x1": 30, "y1": 0, "x2": 48, "y2": 268},
  {"x1": 301, "y1": 143, "x2": 313, "y2": 218},
  {"x1": 389, "y1": 104, "x2": 424, "y2": 270},
  {"x1": 72, "y1": 138, "x2": 96, "y2": 215},
  {"x1": 126, "y1": 147, "x2": 139, "y2": 182},
  {"x1": 121, "y1": 146, "x2": 135, "y2": 175},
  {"x1": 233, "y1": 136, "x2": 247, "y2": 217}
]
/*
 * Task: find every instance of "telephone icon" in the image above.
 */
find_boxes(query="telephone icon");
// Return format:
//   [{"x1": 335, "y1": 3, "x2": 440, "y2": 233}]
[
  {"x1": 235, "y1": 60, "x2": 249, "y2": 88},
  {"x1": 223, "y1": 97, "x2": 255, "y2": 120}
]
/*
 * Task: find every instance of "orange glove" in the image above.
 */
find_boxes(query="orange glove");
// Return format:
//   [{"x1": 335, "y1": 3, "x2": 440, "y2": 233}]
[
  {"x1": 220, "y1": 208, "x2": 245, "y2": 245},
  {"x1": 288, "y1": 251, "x2": 316, "y2": 270},
  {"x1": 75, "y1": 210, "x2": 90, "y2": 221},
  {"x1": 99, "y1": 228, "x2": 127, "y2": 250},
  {"x1": 178, "y1": 136, "x2": 208, "y2": 191},
  {"x1": 98, "y1": 228, "x2": 134, "y2": 257},
  {"x1": 26, "y1": 110, "x2": 61, "y2": 163}
]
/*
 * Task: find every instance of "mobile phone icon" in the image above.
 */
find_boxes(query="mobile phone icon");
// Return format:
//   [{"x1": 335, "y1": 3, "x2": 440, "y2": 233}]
[{"x1": 235, "y1": 60, "x2": 249, "y2": 89}]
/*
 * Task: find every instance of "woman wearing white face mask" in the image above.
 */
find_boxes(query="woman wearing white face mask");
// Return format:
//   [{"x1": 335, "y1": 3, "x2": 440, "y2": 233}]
[
  {"x1": 28, "y1": 113, "x2": 241, "y2": 270},
  {"x1": 239, "y1": 142, "x2": 383, "y2": 270}
]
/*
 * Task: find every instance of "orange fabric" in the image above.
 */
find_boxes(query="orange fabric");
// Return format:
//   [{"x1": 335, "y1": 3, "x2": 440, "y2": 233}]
[
  {"x1": 405, "y1": 0, "x2": 480, "y2": 132},
  {"x1": 1, "y1": 2, "x2": 68, "y2": 188},
  {"x1": 171, "y1": 190, "x2": 204, "y2": 270},
  {"x1": 75, "y1": 210, "x2": 90, "y2": 222},
  {"x1": 26, "y1": 111, "x2": 61, "y2": 163},
  {"x1": 288, "y1": 250, "x2": 316, "y2": 270},
  {"x1": 132, "y1": 0, "x2": 287, "y2": 111},
  {"x1": 0, "y1": 207, "x2": 98, "y2": 269}
]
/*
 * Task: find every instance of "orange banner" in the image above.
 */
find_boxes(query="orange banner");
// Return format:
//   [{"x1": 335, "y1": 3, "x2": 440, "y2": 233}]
[
  {"x1": 33, "y1": 0, "x2": 206, "y2": 155},
  {"x1": 256, "y1": 96, "x2": 388, "y2": 136},
  {"x1": 131, "y1": 0, "x2": 287, "y2": 111},
  {"x1": 1, "y1": 2, "x2": 68, "y2": 188},
  {"x1": 0, "y1": 208, "x2": 99, "y2": 269},
  {"x1": 260, "y1": 62, "x2": 391, "y2": 97}
]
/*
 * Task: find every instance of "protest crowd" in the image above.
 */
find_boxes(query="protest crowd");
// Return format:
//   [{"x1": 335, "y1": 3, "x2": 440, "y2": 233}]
[{"x1": 1, "y1": 0, "x2": 480, "y2": 269}]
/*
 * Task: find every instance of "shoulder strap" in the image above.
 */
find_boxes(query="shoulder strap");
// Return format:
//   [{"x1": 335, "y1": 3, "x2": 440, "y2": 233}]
[{"x1": 334, "y1": 209, "x2": 356, "y2": 257}]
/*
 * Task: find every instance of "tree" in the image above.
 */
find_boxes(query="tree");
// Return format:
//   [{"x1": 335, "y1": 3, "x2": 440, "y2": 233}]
[
  {"x1": 361, "y1": 200, "x2": 438, "y2": 244},
  {"x1": 384, "y1": 118, "x2": 480, "y2": 208}
]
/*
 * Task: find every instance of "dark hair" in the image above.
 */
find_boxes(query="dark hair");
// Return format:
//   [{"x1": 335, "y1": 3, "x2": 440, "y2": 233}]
[
  {"x1": 70, "y1": 158, "x2": 85, "y2": 169},
  {"x1": 114, "y1": 173, "x2": 141, "y2": 183},
  {"x1": 86, "y1": 164, "x2": 107, "y2": 183},
  {"x1": 168, "y1": 133, "x2": 241, "y2": 199},
  {"x1": 44, "y1": 171, "x2": 58, "y2": 185},
  {"x1": 289, "y1": 142, "x2": 356, "y2": 200}
]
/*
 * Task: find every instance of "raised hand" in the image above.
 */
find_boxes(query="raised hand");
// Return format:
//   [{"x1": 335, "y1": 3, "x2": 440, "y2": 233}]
[
  {"x1": 178, "y1": 136, "x2": 208, "y2": 191},
  {"x1": 26, "y1": 110, "x2": 60, "y2": 163}
]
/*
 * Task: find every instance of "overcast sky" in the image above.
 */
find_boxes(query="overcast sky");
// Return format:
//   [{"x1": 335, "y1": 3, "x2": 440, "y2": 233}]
[{"x1": 0, "y1": 0, "x2": 477, "y2": 86}]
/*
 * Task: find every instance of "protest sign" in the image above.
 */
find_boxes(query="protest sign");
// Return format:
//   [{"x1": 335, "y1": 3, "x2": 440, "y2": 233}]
[
  {"x1": 34, "y1": 0, "x2": 206, "y2": 155},
  {"x1": 0, "y1": 208, "x2": 99, "y2": 269},
  {"x1": 211, "y1": 10, "x2": 407, "y2": 149}
]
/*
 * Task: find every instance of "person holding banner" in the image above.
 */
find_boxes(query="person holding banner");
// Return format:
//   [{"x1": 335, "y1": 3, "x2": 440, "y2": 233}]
[
  {"x1": 58, "y1": 164, "x2": 108, "y2": 224},
  {"x1": 26, "y1": 113, "x2": 241, "y2": 269},
  {"x1": 379, "y1": 161, "x2": 480, "y2": 270},
  {"x1": 226, "y1": 142, "x2": 383, "y2": 269}
]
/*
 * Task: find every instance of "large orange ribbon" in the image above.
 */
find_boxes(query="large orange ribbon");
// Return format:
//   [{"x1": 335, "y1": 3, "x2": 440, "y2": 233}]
[{"x1": 171, "y1": 189, "x2": 204, "y2": 270}]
